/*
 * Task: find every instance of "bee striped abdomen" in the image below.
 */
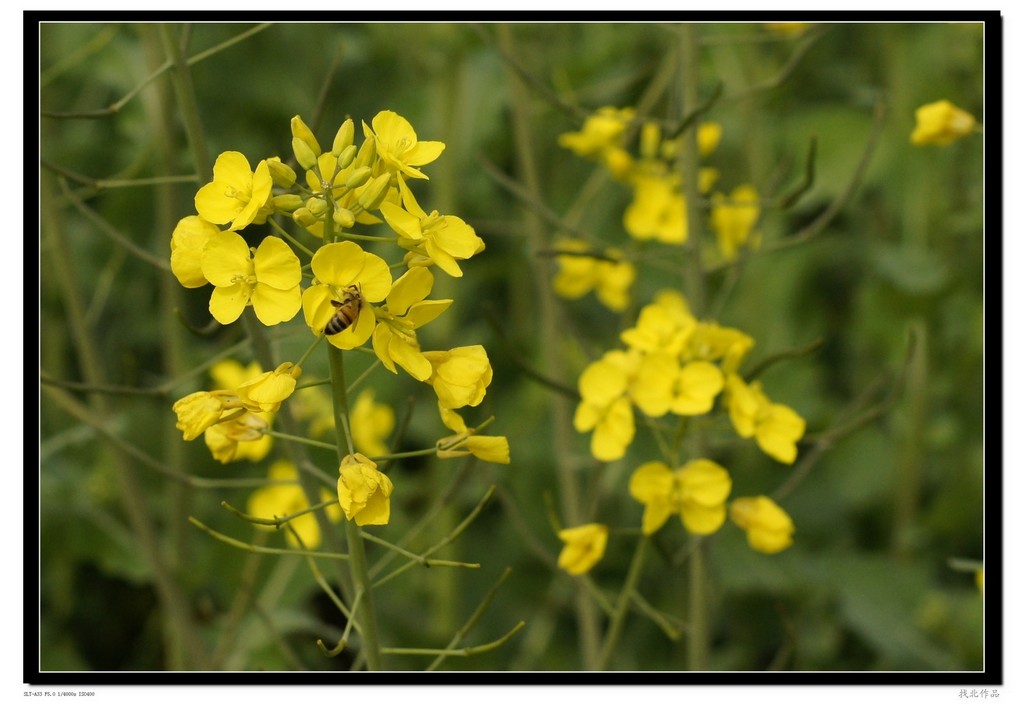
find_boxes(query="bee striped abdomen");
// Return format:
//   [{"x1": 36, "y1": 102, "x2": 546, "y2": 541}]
[{"x1": 323, "y1": 285, "x2": 363, "y2": 336}]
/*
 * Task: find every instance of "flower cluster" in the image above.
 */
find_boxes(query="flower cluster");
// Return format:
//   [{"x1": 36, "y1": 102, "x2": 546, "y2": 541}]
[
  {"x1": 554, "y1": 107, "x2": 764, "y2": 313},
  {"x1": 170, "y1": 110, "x2": 508, "y2": 530},
  {"x1": 557, "y1": 288, "x2": 804, "y2": 573}
]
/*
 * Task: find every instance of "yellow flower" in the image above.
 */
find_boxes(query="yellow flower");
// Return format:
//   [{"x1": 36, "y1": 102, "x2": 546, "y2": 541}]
[
  {"x1": 372, "y1": 267, "x2": 452, "y2": 381},
  {"x1": 557, "y1": 523, "x2": 609, "y2": 576},
  {"x1": 629, "y1": 459, "x2": 732, "y2": 536},
  {"x1": 337, "y1": 453, "x2": 394, "y2": 526},
  {"x1": 725, "y1": 374, "x2": 805, "y2": 464},
  {"x1": 170, "y1": 216, "x2": 220, "y2": 288},
  {"x1": 301, "y1": 241, "x2": 392, "y2": 349},
  {"x1": 172, "y1": 390, "x2": 243, "y2": 441},
  {"x1": 203, "y1": 410, "x2": 272, "y2": 464},
  {"x1": 381, "y1": 179, "x2": 485, "y2": 277},
  {"x1": 248, "y1": 460, "x2": 339, "y2": 549},
  {"x1": 686, "y1": 321, "x2": 755, "y2": 373},
  {"x1": 730, "y1": 496, "x2": 794, "y2": 554},
  {"x1": 910, "y1": 100, "x2": 977, "y2": 146},
  {"x1": 194, "y1": 151, "x2": 273, "y2": 231},
  {"x1": 422, "y1": 345, "x2": 493, "y2": 410},
  {"x1": 630, "y1": 354, "x2": 723, "y2": 418},
  {"x1": 623, "y1": 173, "x2": 687, "y2": 244},
  {"x1": 201, "y1": 234, "x2": 302, "y2": 326},
  {"x1": 558, "y1": 106, "x2": 634, "y2": 157},
  {"x1": 363, "y1": 110, "x2": 445, "y2": 180},
  {"x1": 436, "y1": 405, "x2": 511, "y2": 464},
  {"x1": 235, "y1": 362, "x2": 302, "y2": 413},
  {"x1": 350, "y1": 389, "x2": 395, "y2": 458},
  {"x1": 697, "y1": 122, "x2": 723, "y2": 157},
  {"x1": 573, "y1": 351, "x2": 638, "y2": 462},
  {"x1": 552, "y1": 240, "x2": 636, "y2": 312},
  {"x1": 620, "y1": 290, "x2": 696, "y2": 356},
  {"x1": 709, "y1": 185, "x2": 761, "y2": 261}
]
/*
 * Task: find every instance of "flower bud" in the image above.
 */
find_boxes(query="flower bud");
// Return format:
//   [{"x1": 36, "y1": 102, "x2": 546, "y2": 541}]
[
  {"x1": 305, "y1": 197, "x2": 329, "y2": 218},
  {"x1": 333, "y1": 206, "x2": 356, "y2": 229},
  {"x1": 292, "y1": 207, "x2": 319, "y2": 228},
  {"x1": 354, "y1": 136, "x2": 378, "y2": 170},
  {"x1": 345, "y1": 166, "x2": 373, "y2": 189},
  {"x1": 336, "y1": 144, "x2": 358, "y2": 170},
  {"x1": 332, "y1": 118, "x2": 355, "y2": 156},
  {"x1": 292, "y1": 137, "x2": 318, "y2": 171},
  {"x1": 271, "y1": 194, "x2": 304, "y2": 213},
  {"x1": 290, "y1": 115, "x2": 322, "y2": 156},
  {"x1": 265, "y1": 157, "x2": 297, "y2": 188},
  {"x1": 356, "y1": 173, "x2": 392, "y2": 212}
]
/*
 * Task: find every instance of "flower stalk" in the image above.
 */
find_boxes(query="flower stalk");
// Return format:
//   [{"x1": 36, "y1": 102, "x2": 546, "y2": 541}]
[{"x1": 328, "y1": 344, "x2": 385, "y2": 670}]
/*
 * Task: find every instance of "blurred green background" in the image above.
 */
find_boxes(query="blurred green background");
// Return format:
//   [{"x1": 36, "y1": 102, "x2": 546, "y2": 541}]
[{"x1": 39, "y1": 22, "x2": 985, "y2": 672}]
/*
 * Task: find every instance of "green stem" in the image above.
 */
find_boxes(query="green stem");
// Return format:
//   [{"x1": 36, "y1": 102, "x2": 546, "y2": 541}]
[
  {"x1": 327, "y1": 345, "x2": 384, "y2": 670},
  {"x1": 678, "y1": 23, "x2": 706, "y2": 318},
  {"x1": 687, "y1": 536, "x2": 708, "y2": 670},
  {"x1": 597, "y1": 535, "x2": 649, "y2": 669}
]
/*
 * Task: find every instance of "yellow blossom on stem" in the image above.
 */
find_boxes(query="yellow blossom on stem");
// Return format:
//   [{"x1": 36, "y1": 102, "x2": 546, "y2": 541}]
[
  {"x1": 380, "y1": 178, "x2": 484, "y2": 277},
  {"x1": 558, "y1": 106, "x2": 634, "y2": 158},
  {"x1": 248, "y1": 460, "x2": 339, "y2": 549},
  {"x1": 552, "y1": 240, "x2": 636, "y2": 312},
  {"x1": 686, "y1": 321, "x2": 755, "y2": 373},
  {"x1": 557, "y1": 106, "x2": 636, "y2": 178},
  {"x1": 363, "y1": 110, "x2": 445, "y2": 180},
  {"x1": 201, "y1": 234, "x2": 302, "y2": 326},
  {"x1": 337, "y1": 453, "x2": 394, "y2": 526},
  {"x1": 573, "y1": 350, "x2": 638, "y2": 462},
  {"x1": 436, "y1": 405, "x2": 510, "y2": 464},
  {"x1": 301, "y1": 241, "x2": 392, "y2": 349},
  {"x1": 170, "y1": 216, "x2": 220, "y2": 288},
  {"x1": 557, "y1": 523, "x2": 609, "y2": 576},
  {"x1": 620, "y1": 290, "x2": 696, "y2": 356},
  {"x1": 730, "y1": 496, "x2": 794, "y2": 554},
  {"x1": 910, "y1": 100, "x2": 977, "y2": 146},
  {"x1": 172, "y1": 390, "x2": 244, "y2": 441},
  {"x1": 372, "y1": 267, "x2": 452, "y2": 381},
  {"x1": 725, "y1": 374, "x2": 806, "y2": 464},
  {"x1": 629, "y1": 459, "x2": 732, "y2": 536},
  {"x1": 422, "y1": 345, "x2": 493, "y2": 410},
  {"x1": 350, "y1": 389, "x2": 395, "y2": 458},
  {"x1": 194, "y1": 151, "x2": 273, "y2": 231},
  {"x1": 709, "y1": 184, "x2": 761, "y2": 261},
  {"x1": 630, "y1": 354, "x2": 724, "y2": 417},
  {"x1": 623, "y1": 173, "x2": 687, "y2": 244},
  {"x1": 204, "y1": 410, "x2": 272, "y2": 464},
  {"x1": 235, "y1": 362, "x2": 302, "y2": 413}
]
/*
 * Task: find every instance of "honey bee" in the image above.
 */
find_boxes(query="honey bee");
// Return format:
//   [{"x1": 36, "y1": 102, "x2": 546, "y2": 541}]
[{"x1": 324, "y1": 284, "x2": 364, "y2": 335}]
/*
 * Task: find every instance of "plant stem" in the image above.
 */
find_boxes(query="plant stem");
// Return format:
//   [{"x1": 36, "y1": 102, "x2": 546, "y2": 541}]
[
  {"x1": 687, "y1": 536, "x2": 708, "y2": 670},
  {"x1": 327, "y1": 345, "x2": 384, "y2": 670},
  {"x1": 597, "y1": 536, "x2": 649, "y2": 669},
  {"x1": 678, "y1": 23, "x2": 706, "y2": 318}
]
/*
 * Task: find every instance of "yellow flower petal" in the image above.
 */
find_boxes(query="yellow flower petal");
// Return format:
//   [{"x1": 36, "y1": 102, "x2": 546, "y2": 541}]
[
  {"x1": 201, "y1": 232, "x2": 252, "y2": 287},
  {"x1": 253, "y1": 236, "x2": 301, "y2": 290},
  {"x1": 208, "y1": 282, "x2": 249, "y2": 324},
  {"x1": 557, "y1": 523, "x2": 609, "y2": 575}
]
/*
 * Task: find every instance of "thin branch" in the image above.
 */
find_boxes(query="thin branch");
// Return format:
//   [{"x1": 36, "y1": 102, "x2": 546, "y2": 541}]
[
  {"x1": 56, "y1": 177, "x2": 170, "y2": 271},
  {"x1": 427, "y1": 566, "x2": 515, "y2": 671},
  {"x1": 383, "y1": 620, "x2": 526, "y2": 658},
  {"x1": 188, "y1": 516, "x2": 351, "y2": 561}
]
